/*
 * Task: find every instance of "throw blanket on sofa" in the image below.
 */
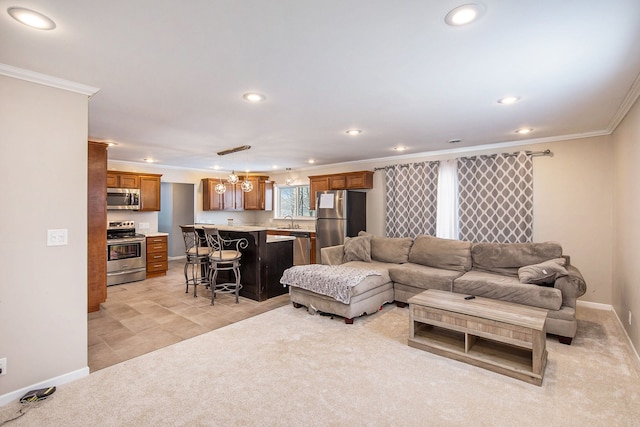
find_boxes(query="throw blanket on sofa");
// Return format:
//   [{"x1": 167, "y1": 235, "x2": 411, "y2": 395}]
[{"x1": 280, "y1": 264, "x2": 382, "y2": 304}]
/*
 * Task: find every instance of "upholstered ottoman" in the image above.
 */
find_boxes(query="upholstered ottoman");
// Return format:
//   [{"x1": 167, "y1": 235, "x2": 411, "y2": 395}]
[{"x1": 281, "y1": 262, "x2": 394, "y2": 324}]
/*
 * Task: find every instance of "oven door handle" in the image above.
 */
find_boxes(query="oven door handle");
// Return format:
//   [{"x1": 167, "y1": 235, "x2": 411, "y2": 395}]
[{"x1": 107, "y1": 267, "x2": 146, "y2": 276}]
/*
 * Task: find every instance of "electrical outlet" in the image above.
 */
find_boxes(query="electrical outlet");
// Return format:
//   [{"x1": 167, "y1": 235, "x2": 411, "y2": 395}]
[
  {"x1": 0, "y1": 357, "x2": 6, "y2": 376},
  {"x1": 629, "y1": 311, "x2": 632, "y2": 326}
]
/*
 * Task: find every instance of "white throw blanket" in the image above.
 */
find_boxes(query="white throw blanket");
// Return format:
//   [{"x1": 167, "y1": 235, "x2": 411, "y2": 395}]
[{"x1": 280, "y1": 264, "x2": 382, "y2": 304}]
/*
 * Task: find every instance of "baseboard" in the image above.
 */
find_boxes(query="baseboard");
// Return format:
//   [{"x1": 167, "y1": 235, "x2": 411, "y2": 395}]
[
  {"x1": 168, "y1": 255, "x2": 185, "y2": 261},
  {"x1": 0, "y1": 366, "x2": 89, "y2": 407},
  {"x1": 576, "y1": 300, "x2": 612, "y2": 311},
  {"x1": 611, "y1": 308, "x2": 640, "y2": 364},
  {"x1": 576, "y1": 300, "x2": 640, "y2": 364}
]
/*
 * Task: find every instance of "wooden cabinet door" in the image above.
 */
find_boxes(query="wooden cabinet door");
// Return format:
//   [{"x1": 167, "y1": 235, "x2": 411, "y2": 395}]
[
  {"x1": 243, "y1": 177, "x2": 261, "y2": 210},
  {"x1": 243, "y1": 176, "x2": 272, "y2": 210},
  {"x1": 345, "y1": 171, "x2": 374, "y2": 189},
  {"x1": 107, "y1": 172, "x2": 139, "y2": 188},
  {"x1": 202, "y1": 179, "x2": 223, "y2": 210},
  {"x1": 120, "y1": 174, "x2": 140, "y2": 188},
  {"x1": 140, "y1": 175, "x2": 161, "y2": 211},
  {"x1": 329, "y1": 175, "x2": 347, "y2": 189},
  {"x1": 309, "y1": 176, "x2": 329, "y2": 210}
]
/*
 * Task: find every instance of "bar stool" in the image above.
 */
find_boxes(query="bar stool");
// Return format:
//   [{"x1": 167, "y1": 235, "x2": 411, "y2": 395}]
[
  {"x1": 202, "y1": 227, "x2": 248, "y2": 305},
  {"x1": 180, "y1": 225, "x2": 211, "y2": 297}
]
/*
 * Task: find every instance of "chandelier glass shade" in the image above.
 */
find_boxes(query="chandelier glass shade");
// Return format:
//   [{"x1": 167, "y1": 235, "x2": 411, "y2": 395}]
[
  {"x1": 227, "y1": 171, "x2": 239, "y2": 184},
  {"x1": 215, "y1": 178, "x2": 226, "y2": 194},
  {"x1": 241, "y1": 175, "x2": 253, "y2": 192}
]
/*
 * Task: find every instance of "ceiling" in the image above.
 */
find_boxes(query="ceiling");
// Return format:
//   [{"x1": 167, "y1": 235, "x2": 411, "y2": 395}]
[{"x1": 2, "y1": 1, "x2": 640, "y2": 173}]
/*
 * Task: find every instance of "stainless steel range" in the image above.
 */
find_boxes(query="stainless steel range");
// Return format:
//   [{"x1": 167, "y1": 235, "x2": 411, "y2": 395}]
[{"x1": 107, "y1": 220, "x2": 146, "y2": 286}]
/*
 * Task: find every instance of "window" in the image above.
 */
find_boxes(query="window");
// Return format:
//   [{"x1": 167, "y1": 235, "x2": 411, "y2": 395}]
[{"x1": 277, "y1": 185, "x2": 313, "y2": 217}]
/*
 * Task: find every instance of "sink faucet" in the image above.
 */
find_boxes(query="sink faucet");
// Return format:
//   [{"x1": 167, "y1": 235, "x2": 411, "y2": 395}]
[{"x1": 283, "y1": 215, "x2": 294, "y2": 229}]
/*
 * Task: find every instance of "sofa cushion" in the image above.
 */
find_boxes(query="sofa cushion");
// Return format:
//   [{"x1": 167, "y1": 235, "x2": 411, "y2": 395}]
[
  {"x1": 371, "y1": 237, "x2": 413, "y2": 263},
  {"x1": 453, "y1": 270, "x2": 562, "y2": 310},
  {"x1": 472, "y1": 242, "x2": 563, "y2": 277},
  {"x1": 389, "y1": 262, "x2": 464, "y2": 292},
  {"x1": 408, "y1": 235, "x2": 472, "y2": 272},
  {"x1": 358, "y1": 231, "x2": 413, "y2": 264},
  {"x1": 340, "y1": 260, "x2": 392, "y2": 296},
  {"x1": 518, "y1": 258, "x2": 568, "y2": 285},
  {"x1": 343, "y1": 235, "x2": 371, "y2": 263}
]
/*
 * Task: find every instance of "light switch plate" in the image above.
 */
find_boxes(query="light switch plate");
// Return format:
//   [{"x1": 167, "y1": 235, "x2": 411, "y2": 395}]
[{"x1": 47, "y1": 229, "x2": 68, "y2": 246}]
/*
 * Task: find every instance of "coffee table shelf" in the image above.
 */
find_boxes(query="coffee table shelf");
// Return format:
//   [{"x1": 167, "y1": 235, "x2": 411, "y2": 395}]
[{"x1": 408, "y1": 290, "x2": 548, "y2": 386}]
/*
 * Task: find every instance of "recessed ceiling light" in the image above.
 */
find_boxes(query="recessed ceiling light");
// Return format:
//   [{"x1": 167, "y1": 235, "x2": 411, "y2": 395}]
[
  {"x1": 242, "y1": 92, "x2": 266, "y2": 102},
  {"x1": 7, "y1": 7, "x2": 56, "y2": 30},
  {"x1": 498, "y1": 96, "x2": 520, "y2": 105},
  {"x1": 393, "y1": 146, "x2": 408, "y2": 151},
  {"x1": 210, "y1": 165, "x2": 220, "y2": 170},
  {"x1": 308, "y1": 159, "x2": 316, "y2": 164},
  {"x1": 515, "y1": 128, "x2": 533, "y2": 135},
  {"x1": 107, "y1": 142, "x2": 118, "y2": 147},
  {"x1": 345, "y1": 129, "x2": 362, "y2": 136},
  {"x1": 144, "y1": 158, "x2": 156, "y2": 163},
  {"x1": 444, "y1": 3, "x2": 485, "y2": 26}
]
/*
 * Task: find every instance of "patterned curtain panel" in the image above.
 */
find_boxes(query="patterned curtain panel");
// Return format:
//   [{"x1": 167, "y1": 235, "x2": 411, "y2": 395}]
[
  {"x1": 384, "y1": 162, "x2": 439, "y2": 238},
  {"x1": 457, "y1": 151, "x2": 533, "y2": 243}
]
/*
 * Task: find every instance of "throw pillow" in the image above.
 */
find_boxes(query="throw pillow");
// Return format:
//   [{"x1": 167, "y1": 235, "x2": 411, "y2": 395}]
[
  {"x1": 343, "y1": 235, "x2": 372, "y2": 263},
  {"x1": 518, "y1": 258, "x2": 568, "y2": 285}
]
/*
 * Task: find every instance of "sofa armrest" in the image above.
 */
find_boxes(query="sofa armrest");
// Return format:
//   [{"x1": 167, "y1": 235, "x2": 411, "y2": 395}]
[
  {"x1": 321, "y1": 245, "x2": 345, "y2": 265},
  {"x1": 554, "y1": 265, "x2": 587, "y2": 308}
]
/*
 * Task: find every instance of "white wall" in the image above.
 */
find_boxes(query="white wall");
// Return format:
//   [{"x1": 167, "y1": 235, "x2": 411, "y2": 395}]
[
  {"x1": 0, "y1": 75, "x2": 90, "y2": 402},
  {"x1": 612, "y1": 95, "x2": 640, "y2": 352}
]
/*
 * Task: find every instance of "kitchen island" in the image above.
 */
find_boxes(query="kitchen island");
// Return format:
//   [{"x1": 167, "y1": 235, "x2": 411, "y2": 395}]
[{"x1": 193, "y1": 224, "x2": 294, "y2": 301}]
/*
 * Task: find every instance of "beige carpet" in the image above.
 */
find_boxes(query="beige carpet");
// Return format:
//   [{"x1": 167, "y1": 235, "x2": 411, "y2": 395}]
[{"x1": 2, "y1": 304, "x2": 639, "y2": 426}]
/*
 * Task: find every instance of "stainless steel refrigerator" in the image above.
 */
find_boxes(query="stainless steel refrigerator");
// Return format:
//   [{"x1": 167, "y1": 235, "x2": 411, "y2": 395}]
[{"x1": 315, "y1": 190, "x2": 366, "y2": 263}]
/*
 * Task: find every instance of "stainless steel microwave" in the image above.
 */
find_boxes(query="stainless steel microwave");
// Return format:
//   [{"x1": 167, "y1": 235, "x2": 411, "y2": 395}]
[{"x1": 107, "y1": 188, "x2": 140, "y2": 210}]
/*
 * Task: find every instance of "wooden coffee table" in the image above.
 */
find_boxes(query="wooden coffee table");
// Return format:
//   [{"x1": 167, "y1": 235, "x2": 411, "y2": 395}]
[{"x1": 408, "y1": 289, "x2": 548, "y2": 386}]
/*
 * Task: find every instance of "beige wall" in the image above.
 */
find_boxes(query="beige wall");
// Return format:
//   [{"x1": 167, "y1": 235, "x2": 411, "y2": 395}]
[
  {"x1": 612, "y1": 95, "x2": 640, "y2": 351},
  {"x1": 0, "y1": 76, "x2": 90, "y2": 401}
]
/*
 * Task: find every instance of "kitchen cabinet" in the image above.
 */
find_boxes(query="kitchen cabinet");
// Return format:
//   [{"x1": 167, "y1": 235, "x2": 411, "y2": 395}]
[
  {"x1": 88, "y1": 141, "x2": 108, "y2": 313},
  {"x1": 140, "y1": 174, "x2": 161, "y2": 211},
  {"x1": 203, "y1": 177, "x2": 272, "y2": 211},
  {"x1": 243, "y1": 175, "x2": 273, "y2": 211},
  {"x1": 203, "y1": 179, "x2": 243, "y2": 211},
  {"x1": 308, "y1": 171, "x2": 373, "y2": 209},
  {"x1": 106, "y1": 170, "x2": 162, "y2": 211},
  {"x1": 107, "y1": 171, "x2": 139, "y2": 188},
  {"x1": 146, "y1": 235, "x2": 168, "y2": 278}
]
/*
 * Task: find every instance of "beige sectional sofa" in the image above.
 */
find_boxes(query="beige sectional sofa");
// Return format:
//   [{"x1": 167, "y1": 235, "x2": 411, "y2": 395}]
[{"x1": 289, "y1": 233, "x2": 587, "y2": 344}]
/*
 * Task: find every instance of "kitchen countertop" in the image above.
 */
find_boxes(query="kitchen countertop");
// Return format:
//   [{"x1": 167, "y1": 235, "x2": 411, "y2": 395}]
[
  {"x1": 193, "y1": 224, "x2": 315, "y2": 233},
  {"x1": 266, "y1": 235, "x2": 296, "y2": 243},
  {"x1": 143, "y1": 232, "x2": 169, "y2": 237},
  {"x1": 193, "y1": 224, "x2": 268, "y2": 232}
]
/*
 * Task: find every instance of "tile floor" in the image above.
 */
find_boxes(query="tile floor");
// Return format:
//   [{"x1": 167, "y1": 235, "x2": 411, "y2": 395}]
[{"x1": 88, "y1": 260, "x2": 290, "y2": 371}]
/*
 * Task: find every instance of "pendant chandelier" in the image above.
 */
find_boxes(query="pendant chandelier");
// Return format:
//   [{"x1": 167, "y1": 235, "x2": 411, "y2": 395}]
[{"x1": 217, "y1": 144, "x2": 252, "y2": 192}]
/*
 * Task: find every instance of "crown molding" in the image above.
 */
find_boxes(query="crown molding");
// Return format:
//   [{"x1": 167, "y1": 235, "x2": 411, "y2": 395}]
[
  {"x1": 608, "y1": 70, "x2": 640, "y2": 132},
  {"x1": 0, "y1": 63, "x2": 100, "y2": 98}
]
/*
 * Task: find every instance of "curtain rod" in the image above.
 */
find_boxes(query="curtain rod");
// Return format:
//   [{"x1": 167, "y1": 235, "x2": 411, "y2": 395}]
[{"x1": 374, "y1": 149, "x2": 552, "y2": 171}]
